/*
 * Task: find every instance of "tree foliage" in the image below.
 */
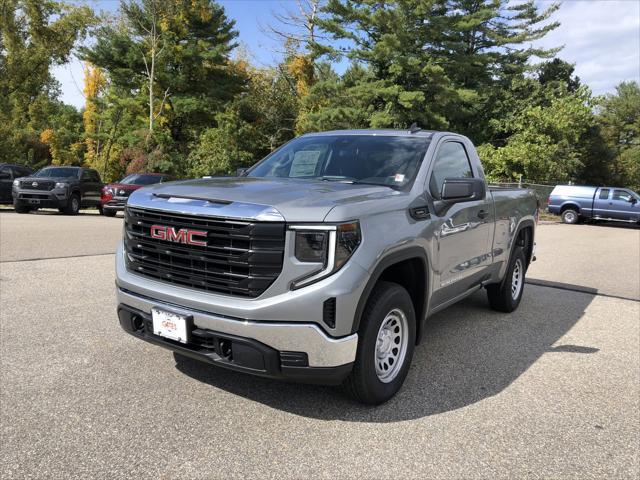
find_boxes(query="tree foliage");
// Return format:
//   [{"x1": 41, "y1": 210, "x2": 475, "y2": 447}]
[
  {"x1": 0, "y1": 0, "x2": 94, "y2": 166},
  {"x1": 597, "y1": 82, "x2": 640, "y2": 190},
  {"x1": 305, "y1": 0, "x2": 560, "y2": 137}
]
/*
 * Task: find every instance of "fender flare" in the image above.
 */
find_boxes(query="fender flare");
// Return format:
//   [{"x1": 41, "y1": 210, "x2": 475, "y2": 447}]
[
  {"x1": 560, "y1": 201, "x2": 581, "y2": 213},
  {"x1": 500, "y1": 218, "x2": 535, "y2": 280},
  {"x1": 351, "y1": 246, "x2": 431, "y2": 343}
]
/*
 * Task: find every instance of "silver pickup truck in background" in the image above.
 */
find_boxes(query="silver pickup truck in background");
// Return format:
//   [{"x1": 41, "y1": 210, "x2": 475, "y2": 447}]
[
  {"x1": 547, "y1": 185, "x2": 640, "y2": 224},
  {"x1": 116, "y1": 129, "x2": 538, "y2": 404}
]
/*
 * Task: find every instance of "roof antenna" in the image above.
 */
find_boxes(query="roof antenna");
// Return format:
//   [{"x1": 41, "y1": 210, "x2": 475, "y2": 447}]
[{"x1": 409, "y1": 122, "x2": 421, "y2": 133}]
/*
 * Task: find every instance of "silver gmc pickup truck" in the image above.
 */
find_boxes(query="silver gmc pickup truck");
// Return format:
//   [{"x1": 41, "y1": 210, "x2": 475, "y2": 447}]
[{"x1": 116, "y1": 129, "x2": 538, "y2": 404}]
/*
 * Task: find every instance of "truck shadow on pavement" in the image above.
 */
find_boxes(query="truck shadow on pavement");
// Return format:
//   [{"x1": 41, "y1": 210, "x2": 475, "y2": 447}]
[{"x1": 175, "y1": 284, "x2": 597, "y2": 422}]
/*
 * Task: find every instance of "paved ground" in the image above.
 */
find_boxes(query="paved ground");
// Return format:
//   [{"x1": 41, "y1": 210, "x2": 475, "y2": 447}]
[
  {"x1": 0, "y1": 207, "x2": 121, "y2": 262},
  {"x1": 528, "y1": 221, "x2": 640, "y2": 300},
  {"x1": 1, "y1": 212, "x2": 638, "y2": 479}
]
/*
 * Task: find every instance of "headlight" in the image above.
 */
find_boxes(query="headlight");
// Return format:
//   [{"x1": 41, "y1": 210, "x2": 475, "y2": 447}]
[
  {"x1": 12, "y1": 179, "x2": 19, "y2": 187},
  {"x1": 55, "y1": 182, "x2": 69, "y2": 189},
  {"x1": 295, "y1": 231, "x2": 329, "y2": 263},
  {"x1": 291, "y1": 221, "x2": 361, "y2": 289}
]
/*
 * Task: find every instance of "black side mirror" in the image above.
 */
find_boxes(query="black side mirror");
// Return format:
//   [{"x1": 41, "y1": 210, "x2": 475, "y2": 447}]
[
  {"x1": 433, "y1": 178, "x2": 485, "y2": 214},
  {"x1": 236, "y1": 167, "x2": 248, "y2": 177}
]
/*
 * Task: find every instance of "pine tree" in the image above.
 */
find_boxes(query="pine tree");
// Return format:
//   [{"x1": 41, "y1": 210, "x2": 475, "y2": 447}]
[{"x1": 307, "y1": 0, "x2": 561, "y2": 137}]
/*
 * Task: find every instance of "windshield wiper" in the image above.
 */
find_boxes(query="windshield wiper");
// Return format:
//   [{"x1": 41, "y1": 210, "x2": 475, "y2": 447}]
[
  {"x1": 318, "y1": 176, "x2": 399, "y2": 189},
  {"x1": 319, "y1": 176, "x2": 355, "y2": 183}
]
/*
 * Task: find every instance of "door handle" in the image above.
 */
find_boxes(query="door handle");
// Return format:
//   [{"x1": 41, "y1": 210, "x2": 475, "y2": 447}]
[{"x1": 477, "y1": 210, "x2": 489, "y2": 219}]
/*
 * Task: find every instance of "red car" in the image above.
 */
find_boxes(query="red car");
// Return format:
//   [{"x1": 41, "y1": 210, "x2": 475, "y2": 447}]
[{"x1": 100, "y1": 173, "x2": 172, "y2": 216}]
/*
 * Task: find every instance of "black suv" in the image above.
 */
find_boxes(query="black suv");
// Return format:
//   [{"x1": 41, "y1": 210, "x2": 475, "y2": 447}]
[
  {"x1": 0, "y1": 163, "x2": 33, "y2": 204},
  {"x1": 12, "y1": 166, "x2": 103, "y2": 214}
]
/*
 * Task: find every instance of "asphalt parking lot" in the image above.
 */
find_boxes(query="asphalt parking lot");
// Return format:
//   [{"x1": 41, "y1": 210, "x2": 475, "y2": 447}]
[{"x1": 1, "y1": 211, "x2": 639, "y2": 479}]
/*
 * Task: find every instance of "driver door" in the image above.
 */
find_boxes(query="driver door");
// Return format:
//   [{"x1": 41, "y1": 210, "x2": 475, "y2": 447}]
[
  {"x1": 609, "y1": 189, "x2": 640, "y2": 221},
  {"x1": 428, "y1": 140, "x2": 494, "y2": 308}
]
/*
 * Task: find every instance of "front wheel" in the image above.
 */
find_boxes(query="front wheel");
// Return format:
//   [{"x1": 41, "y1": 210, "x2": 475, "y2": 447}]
[
  {"x1": 487, "y1": 247, "x2": 526, "y2": 313},
  {"x1": 60, "y1": 193, "x2": 80, "y2": 215},
  {"x1": 343, "y1": 281, "x2": 416, "y2": 405},
  {"x1": 14, "y1": 204, "x2": 31, "y2": 214}
]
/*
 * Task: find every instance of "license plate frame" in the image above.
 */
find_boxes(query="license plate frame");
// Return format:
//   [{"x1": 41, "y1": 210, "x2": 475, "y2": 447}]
[{"x1": 151, "y1": 307, "x2": 192, "y2": 344}]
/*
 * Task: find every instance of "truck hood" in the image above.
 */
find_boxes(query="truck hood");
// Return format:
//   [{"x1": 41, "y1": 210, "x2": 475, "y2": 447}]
[
  {"x1": 127, "y1": 177, "x2": 400, "y2": 222},
  {"x1": 19, "y1": 175, "x2": 77, "y2": 182},
  {"x1": 106, "y1": 183, "x2": 142, "y2": 191}
]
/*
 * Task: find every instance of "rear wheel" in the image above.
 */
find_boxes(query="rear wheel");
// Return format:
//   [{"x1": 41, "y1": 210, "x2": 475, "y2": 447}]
[
  {"x1": 487, "y1": 247, "x2": 526, "y2": 313},
  {"x1": 561, "y1": 208, "x2": 579, "y2": 224},
  {"x1": 14, "y1": 204, "x2": 31, "y2": 214},
  {"x1": 343, "y1": 281, "x2": 416, "y2": 405}
]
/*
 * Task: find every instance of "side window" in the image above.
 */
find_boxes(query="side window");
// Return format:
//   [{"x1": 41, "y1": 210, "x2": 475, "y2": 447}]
[
  {"x1": 612, "y1": 190, "x2": 632, "y2": 202},
  {"x1": 90, "y1": 170, "x2": 102, "y2": 183},
  {"x1": 598, "y1": 189, "x2": 610, "y2": 200},
  {"x1": 429, "y1": 142, "x2": 473, "y2": 198},
  {"x1": 0, "y1": 166, "x2": 13, "y2": 179},
  {"x1": 81, "y1": 170, "x2": 91, "y2": 181}
]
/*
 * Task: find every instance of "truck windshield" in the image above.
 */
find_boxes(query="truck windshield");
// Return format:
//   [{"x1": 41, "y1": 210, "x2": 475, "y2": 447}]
[
  {"x1": 34, "y1": 167, "x2": 80, "y2": 178},
  {"x1": 247, "y1": 135, "x2": 431, "y2": 188}
]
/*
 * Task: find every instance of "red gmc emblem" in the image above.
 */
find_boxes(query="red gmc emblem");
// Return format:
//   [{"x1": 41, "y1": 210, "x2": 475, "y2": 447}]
[{"x1": 150, "y1": 225, "x2": 207, "y2": 246}]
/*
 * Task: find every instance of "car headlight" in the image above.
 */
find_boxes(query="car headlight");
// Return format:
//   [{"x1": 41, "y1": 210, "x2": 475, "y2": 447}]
[
  {"x1": 12, "y1": 179, "x2": 19, "y2": 187},
  {"x1": 55, "y1": 182, "x2": 69, "y2": 189},
  {"x1": 291, "y1": 221, "x2": 361, "y2": 289}
]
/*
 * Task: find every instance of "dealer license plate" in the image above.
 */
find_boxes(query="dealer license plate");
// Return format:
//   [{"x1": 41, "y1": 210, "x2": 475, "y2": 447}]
[{"x1": 151, "y1": 308, "x2": 189, "y2": 344}]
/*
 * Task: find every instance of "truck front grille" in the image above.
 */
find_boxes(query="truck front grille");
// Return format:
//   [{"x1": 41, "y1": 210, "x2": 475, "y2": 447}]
[
  {"x1": 21, "y1": 180, "x2": 55, "y2": 190},
  {"x1": 123, "y1": 207, "x2": 286, "y2": 298}
]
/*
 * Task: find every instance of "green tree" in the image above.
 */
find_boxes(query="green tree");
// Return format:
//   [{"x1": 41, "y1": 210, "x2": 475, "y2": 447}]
[
  {"x1": 306, "y1": 0, "x2": 560, "y2": 136},
  {"x1": 187, "y1": 107, "x2": 255, "y2": 177},
  {"x1": 188, "y1": 62, "x2": 299, "y2": 176},
  {"x1": 478, "y1": 86, "x2": 595, "y2": 182},
  {"x1": 81, "y1": 0, "x2": 242, "y2": 143},
  {"x1": 597, "y1": 82, "x2": 640, "y2": 190},
  {"x1": 0, "y1": 0, "x2": 94, "y2": 165}
]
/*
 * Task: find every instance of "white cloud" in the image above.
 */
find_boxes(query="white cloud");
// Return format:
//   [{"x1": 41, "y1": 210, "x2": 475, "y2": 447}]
[{"x1": 533, "y1": 0, "x2": 640, "y2": 95}]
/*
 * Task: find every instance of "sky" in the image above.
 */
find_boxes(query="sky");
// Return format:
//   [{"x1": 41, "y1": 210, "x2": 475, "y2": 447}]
[{"x1": 53, "y1": 0, "x2": 640, "y2": 109}]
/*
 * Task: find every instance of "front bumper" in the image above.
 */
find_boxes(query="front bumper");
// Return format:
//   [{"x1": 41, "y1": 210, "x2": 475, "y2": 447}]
[
  {"x1": 117, "y1": 289, "x2": 356, "y2": 384},
  {"x1": 13, "y1": 189, "x2": 67, "y2": 208},
  {"x1": 102, "y1": 197, "x2": 129, "y2": 211}
]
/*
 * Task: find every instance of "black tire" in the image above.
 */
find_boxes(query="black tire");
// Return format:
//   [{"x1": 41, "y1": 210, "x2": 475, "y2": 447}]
[
  {"x1": 60, "y1": 193, "x2": 81, "y2": 215},
  {"x1": 561, "y1": 208, "x2": 579, "y2": 224},
  {"x1": 487, "y1": 247, "x2": 526, "y2": 313},
  {"x1": 102, "y1": 208, "x2": 117, "y2": 217},
  {"x1": 343, "y1": 281, "x2": 416, "y2": 405},
  {"x1": 14, "y1": 204, "x2": 31, "y2": 214}
]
